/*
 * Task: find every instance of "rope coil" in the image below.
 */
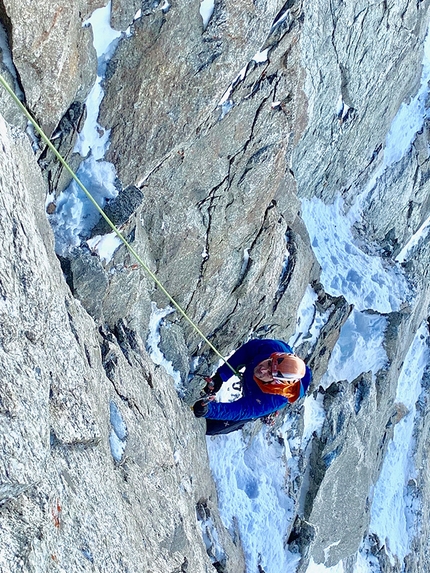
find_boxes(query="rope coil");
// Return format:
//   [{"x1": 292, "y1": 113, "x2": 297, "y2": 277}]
[{"x1": 0, "y1": 73, "x2": 240, "y2": 378}]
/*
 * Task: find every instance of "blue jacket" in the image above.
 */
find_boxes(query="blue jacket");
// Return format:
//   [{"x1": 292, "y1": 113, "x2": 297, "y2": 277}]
[{"x1": 204, "y1": 339, "x2": 312, "y2": 422}]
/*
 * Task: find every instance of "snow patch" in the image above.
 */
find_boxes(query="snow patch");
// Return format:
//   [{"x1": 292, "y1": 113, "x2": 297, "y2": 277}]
[
  {"x1": 396, "y1": 214, "x2": 430, "y2": 263},
  {"x1": 301, "y1": 391, "x2": 325, "y2": 449},
  {"x1": 200, "y1": 0, "x2": 215, "y2": 29},
  {"x1": 383, "y1": 29, "x2": 430, "y2": 167},
  {"x1": 336, "y1": 96, "x2": 351, "y2": 121},
  {"x1": 289, "y1": 285, "x2": 330, "y2": 352},
  {"x1": 368, "y1": 322, "x2": 429, "y2": 564},
  {"x1": 51, "y1": 2, "x2": 122, "y2": 256},
  {"x1": 320, "y1": 309, "x2": 388, "y2": 388},
  {"x1": 253, "y1": 48, "x2": 269, "y2": 63},
  {"x1": 86, "y1": 232, "x2": 122, "y2": 264},
  {"x1": 77, "y1": 3, "x2": 121, "y2": 158},
  {"x1": 301, "y1": 196, "x2": 408, "y2": 313},
  {"x1": 146, "y1": 302, "x2": 182, "y2": 390},
  {"x1": 51, "y1": 157, "x2": 118, "y2": 255},
  {"x1": 206, "y1": 430, "x2": 296, "y2": 573},
  {"x1": 306, "y1": 558, "x2": 345, "y2": 573},
  {"x1": 196, "y1": 504, "x2": 226, "y2": 565}
]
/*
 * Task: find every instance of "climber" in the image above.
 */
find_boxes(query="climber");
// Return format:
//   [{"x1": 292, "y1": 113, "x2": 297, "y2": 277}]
[{"x1": 193, "y1": 338, "x2": 312, "y2": 435}]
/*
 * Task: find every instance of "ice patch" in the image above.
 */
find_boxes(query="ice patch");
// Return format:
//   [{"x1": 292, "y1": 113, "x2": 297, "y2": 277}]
[
  {"x1": 109, "y1": 400, "x2": 127, "y2": 462},
  {"x1": 146, "y1": 302, "x2": 182, "y2": 390}
]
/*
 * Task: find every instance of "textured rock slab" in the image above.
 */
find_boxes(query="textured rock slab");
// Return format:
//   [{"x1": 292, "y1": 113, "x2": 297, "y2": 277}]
[
  {"x1": 0, "y1": 115, "x2": 244, "y2": 572},
  {"x1": 293, "y1": 0, "x2": 430, "y2": 205},
  {"x1": 0, "y1": 0, "x2": 101, "y2": 134},
  {"x1": 97, "y1": 4, "x2": 319, "y2": 365},
  {"x1": 102, "y1": 0, "x2": 288, "y2": 181}
]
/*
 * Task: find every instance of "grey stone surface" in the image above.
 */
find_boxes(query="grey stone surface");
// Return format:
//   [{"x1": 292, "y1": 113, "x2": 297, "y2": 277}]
[
  {"x1": 0, "y1": 0, "x2": 430, "y2": 571},
  {"x1": 0, "y1": 116, "x2": 245, "y2": 573},
  {"x1": 99, "y1": 0, "x2": 318, "y2": 361},
  {"x1": 91, "y1": 185, "x2": 144, "y2": 236},
  {"x1": 0, "y1": 0, "x2": 101, "y2": 135}
]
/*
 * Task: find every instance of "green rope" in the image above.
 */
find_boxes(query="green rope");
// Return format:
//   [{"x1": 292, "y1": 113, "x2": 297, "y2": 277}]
[{"x1": 0, "y1": 73, "x2": 240, "y2": 379}]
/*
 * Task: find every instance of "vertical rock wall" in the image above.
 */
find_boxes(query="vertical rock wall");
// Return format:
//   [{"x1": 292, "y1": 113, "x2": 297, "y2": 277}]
[
  {"x1": 1, "y1": 0, "x2": 430, "y2": 571},
  {"x1": 0, "y1": 117, "x2": 244, "y2": 572}
]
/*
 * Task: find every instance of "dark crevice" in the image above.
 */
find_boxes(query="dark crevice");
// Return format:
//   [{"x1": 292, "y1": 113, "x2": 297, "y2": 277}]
[
  {"x1": 110, "y1": 376, "x2": 146, "y2": 420},
  {"x1": 231, "y1": 200, "x2": 278, "y2": 293},
  {"x1": 272, "y1": 228, "x2": 297, "y2": 312},
  {"x1": 203, "y1": 299, "x2": 240, "y2": 348},
  {"x1": 0, "y1": 5, "x2": 26, "y2": 101}
]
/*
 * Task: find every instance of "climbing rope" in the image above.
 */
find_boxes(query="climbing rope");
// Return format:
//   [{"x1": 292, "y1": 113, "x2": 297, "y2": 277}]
[{"x1": 0, "y1": 73, "x2": 240, "y2": 378}]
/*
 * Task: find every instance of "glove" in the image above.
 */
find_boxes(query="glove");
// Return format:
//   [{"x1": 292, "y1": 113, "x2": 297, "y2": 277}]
[
  {"x1": 193, "y1": 399, "x2": 209, "y2": 418},
  {"x1": 202, "y1": 372, "x2": 223, "y2": 396}
]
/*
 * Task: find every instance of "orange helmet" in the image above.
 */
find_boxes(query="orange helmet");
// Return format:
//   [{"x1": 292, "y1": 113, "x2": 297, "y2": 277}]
[{"x1": 270, "y1": 353, "x2": 306, "y2": 381}]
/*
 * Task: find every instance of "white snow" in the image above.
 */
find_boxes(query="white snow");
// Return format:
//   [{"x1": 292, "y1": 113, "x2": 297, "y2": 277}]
[
  {"x1": 383, "y1": 30, "x2": 430, "y2": 167},
  {"x1": 76, "y1": 3, "x2": 121, "y2": 159},
  {"x1": 86, "y1": 232, "x2": 122, "y2": 264},
  {"x1": 368, "y1": 323, "x2": 429, "y2": 565},
  {"x1": 218, "y1": 65, "x2": 247, "y2": 116},
  {"x1": 197, "y1": 510, "x2": 226, "y2": 565},
  {"x1": 307, "y1": 558, "x2": 345, "y2": 573},
  {"x1": 146, "y1": 302, "x2": 182, "y2": 390},
  {"x1": 50, "y1": 2, "x2": 122, "y2": 256},
  {"x1": 301, "y1": 196, "x2": 408, "y2": 313},
  {"x1": 320, "y1": 309, "x2": 388, "y2": 388},
  {"x1": 336, "y1": 96, "x2": 350, "y2": 121},
  {"x1": 253, "y1": 49, "x2": 269, "y2": 63},
  {"x1": 85, "y1": 2, "x2": 121, "y2": 59},
  {"x1": 396, "y1": 213, "x2": 430, "y2": 263},
  {"x1": 51, "y1": 157, "x2": 118, "y2": 255},
  {"x1": 301, "y1": 391, "x2": 325, "y2": 449},
  {"x1": 74, "y1": 80, "x2": 110, "y2": 160},
  {"x1": 200, "y1": 0, "x2": 215, "y2": 30},
  {"x1": 288, "y1": 285, "x2": 330, "y2": 352},
  {"x1": 206, "y1": 430, "x2": 297, "y2": 573}
]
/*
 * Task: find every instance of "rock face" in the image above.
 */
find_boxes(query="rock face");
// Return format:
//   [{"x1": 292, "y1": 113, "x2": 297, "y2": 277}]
[
  {"x1": 0, "y1": 0, "x2": 430, "y2": 572},
  {"x1": 0, "y1": 116, "x2": 244, "y2": 572},
  {"x1": 0, "y1": 0, "x2": 100, "y2": 135}
]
